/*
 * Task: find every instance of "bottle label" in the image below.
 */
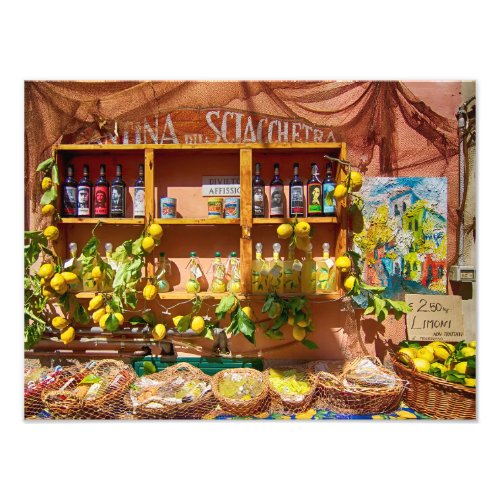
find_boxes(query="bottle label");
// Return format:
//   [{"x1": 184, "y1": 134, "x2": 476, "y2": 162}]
[
  {"x1": 77, "y1": 186, "x2": 91, "y2": 216},
  {"x1": 290, "y1": 185, "x2": 304, "y2": 215},
  {"x1": 270, "y1": 185, "x2": 284, "y2": 216},
  {"x1": 323, "y1": 182, "x2": 336, "y2": 214},
  {"x1": 252, "y1": 186, "x2": 265, "y2": 216},
  {"x1": 308, "y1": 182, "x2": 322, "y2": 214},
  {"x1": 94, "y1": 186, "x2": 109, "y2": 216},
  {"x1": 110, "y1": 185, "x2": 126, "y2": 216},
  {"x1": 63, "y1": 186, "x2": 77, "y2": 216},
  {"x1": 133, "y1": 187, "x2": 145, "y2": 216}
]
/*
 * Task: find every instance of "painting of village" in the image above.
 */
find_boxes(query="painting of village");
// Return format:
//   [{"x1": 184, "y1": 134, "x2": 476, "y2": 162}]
[{"x1": 353, "y1": 177, "x2": 447, "y2": 300}]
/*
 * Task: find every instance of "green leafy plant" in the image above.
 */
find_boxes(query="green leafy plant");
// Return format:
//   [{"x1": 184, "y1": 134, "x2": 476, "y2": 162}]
[{"x1": 215, "y1": 294, "x2": 256, "y2": 344}]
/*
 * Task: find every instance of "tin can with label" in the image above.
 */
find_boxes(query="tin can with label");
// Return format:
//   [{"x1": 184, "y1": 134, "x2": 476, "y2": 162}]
[
  {"x1": 224, "y1": 197, "x2": 240, "y2": 219},
  {"x1": 208, "y1": 197, "x2": 224, "y2": 218},
  {"x1": 160, "y1": 197, "x2": 177, "y2": 218}
]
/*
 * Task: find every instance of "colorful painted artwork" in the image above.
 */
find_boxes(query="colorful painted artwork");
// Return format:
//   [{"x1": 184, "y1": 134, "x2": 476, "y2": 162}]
[{"x1": 353, "y1": 177, "x2": 447, "y2": 300}]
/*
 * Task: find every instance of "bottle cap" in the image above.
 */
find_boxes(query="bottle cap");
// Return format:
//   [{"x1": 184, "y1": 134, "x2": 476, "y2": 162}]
[
  {"x1": 273, "y1": 242, "x2": 281, "y2": 254},
  {"x1": 116, "y1": 164, "x2": 122, "y2": 174},
  {"x1": 105, "y1": 242, "x2": 113, "y2": 253},
  {"x1": 190, "y1": 251, "x2": 196, "y2": 257},
  {"x1": 69, "y1": 242, "x2": 77, "y2": 253},
  {"x1": 83, "y1": 164, "x2": 89, "y2": 174},
  {"x1": 231, "y1": 251, "x2": 237, "y2": 257},
  {"x1": 322, "y1": 242, "x2": 330, "y2": 252},
  {"x1": 255, "y1": 242, "x2": 263, "y2": 253},
  {"x1": 160, "y1": 252, "x2": 165, "y2": 257},
  {"x1": 67, "y1": 164, "x2": 74, "y2": 175},
  {"x1": 215, "y1": 251, "x2": 221, "y2": 257}
]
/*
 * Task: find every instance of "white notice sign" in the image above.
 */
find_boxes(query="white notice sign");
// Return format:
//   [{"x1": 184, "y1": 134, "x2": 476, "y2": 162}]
[
  {"x1": 405, "y1": 294, "x2": 465, "y2": 342},
  {"x1": 202, "y1": 176, "x2": 240, "y2": 196}
]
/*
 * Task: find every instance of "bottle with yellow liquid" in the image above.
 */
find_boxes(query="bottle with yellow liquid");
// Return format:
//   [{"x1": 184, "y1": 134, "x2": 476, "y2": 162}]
[
  {"x1": 210, "y1": 251, "x2": 226, "y2": 293},
  {"x1": 155, "y1": 252, "x2": 171, "y2": 292},
  {"x1": 63, "y1": 242, "x2": 83, "y2": 292},
  {"x1": 316, "y1": 242, "x2": 336, "y2": 293},
  {"x1": 267, "y1": 243, "x2": 284, "y2": 294},
  {"x1": 102, "y1": 242, "x2": 116, "y2": 292},
  {"x1": 226, "y1": 251, "x2": 241, "y2": 293},
  {"x1": 251, "y1": 242, "x2": 268, "y2": 294},
  {"x1": 185, "y1": 251, "x2": 202, "y2": 293},
  {"x1": 283, "y1": 246, "x2": 301, "y2": 294},
  {"x1": 300, "y1": 242, "x2": 316, "y2": 294}
]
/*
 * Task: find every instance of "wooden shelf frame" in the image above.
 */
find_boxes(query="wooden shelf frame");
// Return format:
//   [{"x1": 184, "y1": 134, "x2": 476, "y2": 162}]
[{"x1": 54, "y1": 142, "x2": 348, "y2": 297}]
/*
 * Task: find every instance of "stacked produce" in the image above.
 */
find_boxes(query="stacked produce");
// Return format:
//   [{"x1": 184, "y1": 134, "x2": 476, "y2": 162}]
[
  {"x1": 217, "y1": 371, "x2": 265, "y2": 401},
  {"x1": 268, "y1": 368, "x2": 312, "y2": 402},
  {"x1": 397, "y1": 340, "x2": 476, "y2": 387}
]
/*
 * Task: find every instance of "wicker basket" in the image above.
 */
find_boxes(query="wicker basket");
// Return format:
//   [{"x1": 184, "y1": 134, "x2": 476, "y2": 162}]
[
  {"x1": 391, "y1": 352, "x2": 476, "y2": 419},
  {"x1": 212, "y1": 368, "x2": 269, "y2": 416},
  {"x1": 315, "y1": 357, "x2": 405, "y2": 415},
  {"x1": 266, "y1": 365, "x2": 317, "y2": 415},
  {"x1": 125, "y1": 362, "x2": 217, "y2": 419}
]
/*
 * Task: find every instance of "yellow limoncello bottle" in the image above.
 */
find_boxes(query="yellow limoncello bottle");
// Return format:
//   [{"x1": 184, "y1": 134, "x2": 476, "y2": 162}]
[
  {"x1": 226, "y1": 251, "x2": 241, "y2": 294},
  {"x1": 185, "y1": 251, "x2": 202, "y2": 293},
  {"x1": 267, "y1": 243, "x2": 284, "y2": 294},
  {"x1": 283, "y1": 246, "x2": 301, "y2": 294},
  {"x1": 63, "y1": 242, "x2": 83, "y2": 292},
  {"x1": 316, "y1": 242, "x2": 336, "y2": 293},
  {"x1": 102, "y1": 242, "x2": 116, "y2": 292},
  {"x1": 156, "y1": 251, "x2": 171, "y2": 293},
  {"x1": 251, "y1": 242, "x2": 268, "y2": 294},
  {"x1": 210, "y1": 251, "x2": 226, "y2": 293},
  {"x1": 300, "y1": 242, "x2": 316, "y2": 294}
]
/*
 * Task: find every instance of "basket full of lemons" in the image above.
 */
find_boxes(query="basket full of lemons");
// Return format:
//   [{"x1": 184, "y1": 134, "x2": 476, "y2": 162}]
[{"x1": 391, "y1": 340, "x2": 476, "y2": 419}]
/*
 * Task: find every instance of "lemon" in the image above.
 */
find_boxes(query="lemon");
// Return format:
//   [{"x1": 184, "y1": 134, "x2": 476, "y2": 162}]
[
  {"x1": 141, "y1": 236, "x2": 156, "y2": 253},
  {"x1": 347, "y1": 171, "x2": 363, "y2": 192},
  {"x1": 268, "y1": 302, "x2": 283, "y2": 319},
  {"x1": 99, "y1": 313, "x2": 110, "y2": 329},
  {"x1": 61, "y1": 271, "x2": 79, "y2": 284},
  {"x1": 430, "y1": 362, "x2": 447, "y2": 375},
  {"x1": 60, "y1": 326, "x2": 76, "y2": 345},
  {"x1": 445, "y1": 343, "x2": 456, "y2": 352},
  {"x1": 242, "y1": 306, "x2": 254, "y2": 320},
  {"x1": 398, "y1": 347, "x2": 416, "y2": 363},
  {"x1": 88, "y1": 294, "x2": 104, "y2": 311},
  {"x1": 41, "y1": 177, "x2": 52, "y2": 191},
  {"x1": 461, "y1": 347, "x2": 476, "y2": 357},
  {"x1": 344, "y1": 275, "x2": 357, "y2": 291},
  {"x1": 335, "y1": 255, "x2": 351, "y2": 273},
  {"x1": 422, "y1": 344, "x2": 434, "y2": 354},
  {"x1": 277, "y1": 223, "x2": 294, "y2": 239},
  {"x1": 417, "y1": 348, "x2": 434, "y2": 363},
  {"x1": 464, "y1": 378, "x2": 476, "y2": 388},
  {"x1": 91, "y1": 266, "x2": 102, "y2": 281},
  {"x1": 191, "y1": 316, "x2": 205, "y2": 334},
  {"x1": 115, "y1": 313, "x2": 124, "y2": 326},
  {"x1": 41, "y1": 204, "x2": 55, "y2": 216},
  {"x1": 50, "y1": 273, "x2": 65, "y2": 291},
  {"x1": 152, "y1": 323, "x2": 167, "y2": 340},
  {"x1": 287, "y1": 316, "x2": 295, "y2": 326},
  {"x1": 292, "y1": 325, "x2": 306, "y2": 341},
  {"x1": 295, "y1": 236, "x2": 310, "y2": 251},
  {"x1": 173, "y1": 316, "x2": 183, "y2": 327},
  {"x1": 454, "y1": 361, "x2": 468, "y2": 375},
  {"x1": 43, "y1": 225, "x2": 59, "y2": 241},
  {"x1": 434, "y1": 346, "x2": 451, "y2": 362},
  {"x1": 105, "y1": 305, "x2": 112, "y2": 313},
  {"x1": 294, "y1": 221, "x2": 311, "y2": 238},
  {"x1": 143, "y1": 284, "x2": 158, "y2": 300},
  {"x1": 148, "y1": 223, "x2": 163, "y2": 240},
  {"x1": 92, "y1": 308, "x2": 106, "y2": 323},
  {"x1": 211, "y1": 280, "x2": 226, "y2": 293},
  {"x1": 468, "y1": 341, "x2": 476, "y2": 349},
  {"x1": 54, "y1": 282, "x2": 68, "y2": 295},
  {"x1": 413, "y1": 358, "x2": 431, "y2": 373},
  {"x1": 334, "y1": 184, "x2": 348, "y2": 201},
  {"x1": 51, "y1": 316, "x2": 69, "y2": 330},
  {"x1": 185, "y1": 279, "x2": 200, "y2": 293},
  {"x1": 38, "y1": 263, "x2": 55, "y2": 279},
  {"x1": 42, "y1": 286, "x2": 56, "y2": 298},
  {"x1": 229, "y1": 281, "x2": 241, "y2": 293}
]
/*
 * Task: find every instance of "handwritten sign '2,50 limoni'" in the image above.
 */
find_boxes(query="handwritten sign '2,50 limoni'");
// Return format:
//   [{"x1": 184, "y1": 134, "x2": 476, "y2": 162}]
[{"x1": 405, "y1": 294, "x2": 465, "y2": 342}]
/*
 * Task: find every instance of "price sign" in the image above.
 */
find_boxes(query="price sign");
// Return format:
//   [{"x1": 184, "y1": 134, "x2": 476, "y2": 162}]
[{"x1": 405, "y1": 294, "x2": 465, "y2": 342}]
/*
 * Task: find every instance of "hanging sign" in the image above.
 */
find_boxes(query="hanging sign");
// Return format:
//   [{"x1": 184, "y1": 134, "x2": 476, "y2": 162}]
[
  {"x1": 405, "y1": 294, "x2": 465, "y2": 342},
  {"x1": 202, "y1": 176, "x2": 240, "y2": 196}
]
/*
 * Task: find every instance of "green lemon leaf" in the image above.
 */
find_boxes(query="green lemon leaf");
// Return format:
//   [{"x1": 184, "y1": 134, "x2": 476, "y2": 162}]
[
  {"x1": 51, "y1": 163, "x2": 59, "y2": 186},
  {"x1": 125, "y1": 291, "x2": 138, "y2": 309},
  {"x1": 238, "y1": 310, "x2": 256, "y2": 344},
  {"x1": 105, "y1": 313, "x2": 120, "y2": 332},
  {"x1": 128, "y1": 316, "x2": 146, "y2": 325},
  {"x1": 143, "y1": 361, "x2": 157, "y2": 375},
  {"x1": 301, "y1": 339, "x2": 319, "y2": 349},
  {"x1": 36, "y1": 157, "x2": 54, "y2": 172},
  {"x1": 40, "y1": 186, "x2": 58, "y2": 206},
  {"x1": 264, "y1": 329, "x2": 283, "y2": 340},
  {"x1": 79, "y1": 374, "x2": 102, "y2": 385},
  {"x1": 177, "y1": 314, "x2": 192, "y2": 333},
  {"x1": 131, "y1": 237, "x2": 144, "y2": 256},
  {"x1": 81, "y1": 236, "x2": 99, "y2": 257},
  {"x1": 215, "y1": 294, "x2": 236, "y2": 319},
  {"x1": 74, "y1": 303, "x2": 90, "y2": 325}
]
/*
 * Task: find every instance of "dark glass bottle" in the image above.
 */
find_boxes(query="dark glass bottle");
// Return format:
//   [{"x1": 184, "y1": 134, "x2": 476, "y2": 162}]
[
  {"x1": 62, "y1": 164, "x2": 78, "y2": 217},
  {"x1": 269, "y1": 163, "x2": 284, "y2": 218},
  {"x1": 252, "y1": 162, "x2": 266, "y2": 218},
  {"x1": 289, "y1": 162, "x2": 304, "y2": 217},
  {"x1": 133, "y1": 164, "x2": 145, "y2": 218},
  {"x1": 307, "y1": 162, "x2": 322, "y2": 216},
  {"x1": 77, "y1": 164, "x2": 92, "y2": 217},
  {"x1": 110, "y1": 164, "x2": 126, "y2": 218},
  {"x1": 93, "y1": 164, "x2": 109, "y2": 217},
  {"x1": 322, "y1": 162, "x2": 336, "y2": 217}
]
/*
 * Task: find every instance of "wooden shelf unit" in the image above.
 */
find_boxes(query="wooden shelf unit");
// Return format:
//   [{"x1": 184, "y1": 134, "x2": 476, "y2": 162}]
[{"x1": 54, "y1": 142, "x2": 348, "y2": 297}]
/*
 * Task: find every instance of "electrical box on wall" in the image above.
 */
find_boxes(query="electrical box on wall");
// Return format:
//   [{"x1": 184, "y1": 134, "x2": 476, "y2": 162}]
[{"x1": 449, "y1": 265, "x2": 476, "y2": 282}]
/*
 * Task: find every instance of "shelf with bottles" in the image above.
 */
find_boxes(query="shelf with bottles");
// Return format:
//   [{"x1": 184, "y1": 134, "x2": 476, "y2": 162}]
[
  {"x1": 59, "y1": 217, "x2": 145, "y2": 225},
  {"x1": 252, "y1": 217, "x2": 337, "y2": 225},
  {"x1": 152, "y1": 218, "x2": 240, "y2": 225}
]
